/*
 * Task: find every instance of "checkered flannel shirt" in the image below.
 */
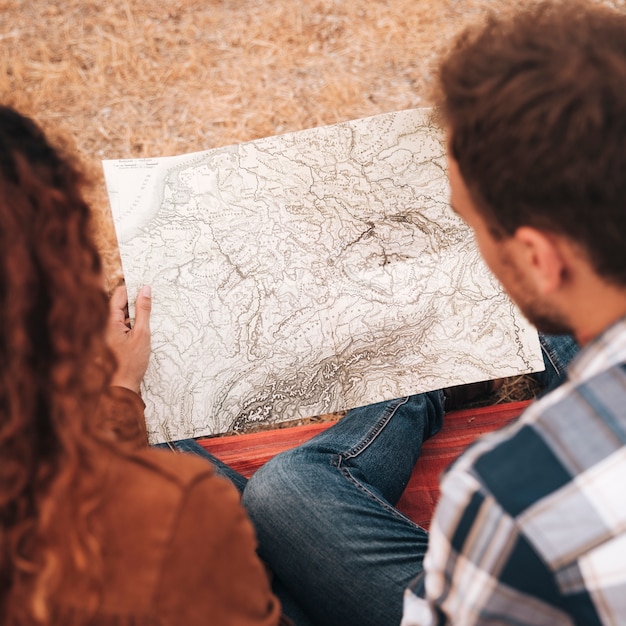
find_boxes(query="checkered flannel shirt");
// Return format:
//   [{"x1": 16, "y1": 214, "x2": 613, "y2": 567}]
[{"x1": 402, "y1": 317, "x2": 626, "y2": 625}]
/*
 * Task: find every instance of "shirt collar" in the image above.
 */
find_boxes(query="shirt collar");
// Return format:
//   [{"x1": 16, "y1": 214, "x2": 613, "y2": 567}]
[{"x1": 567, "y1": 314, "x2": 626, "y2": 384}]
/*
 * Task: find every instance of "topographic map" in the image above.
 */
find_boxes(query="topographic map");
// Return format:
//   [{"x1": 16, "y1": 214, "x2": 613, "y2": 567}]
[{"x1": 104, "y1": 108, "x2": 544, "y2": 444}]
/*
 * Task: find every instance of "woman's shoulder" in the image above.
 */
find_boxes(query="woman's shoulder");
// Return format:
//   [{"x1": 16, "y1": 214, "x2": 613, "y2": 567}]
[
  {"x1": 57, "y1": 445, "x2": 282, "y2": 624},
  {"x1": 97, "y1": 448, "x2": 240, "y2": 521},
  {"x1": 114, "y1": 443, "x2": 216, "y2": 484},
  {"x1": 93, "y1": 444, "x2": 247, "y2": 588}
]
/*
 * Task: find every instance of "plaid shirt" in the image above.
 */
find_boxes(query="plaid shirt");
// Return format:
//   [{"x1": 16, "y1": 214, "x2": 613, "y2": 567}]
[{"x1": 402, "y1": 317, "x2": 626, "y2": 625}]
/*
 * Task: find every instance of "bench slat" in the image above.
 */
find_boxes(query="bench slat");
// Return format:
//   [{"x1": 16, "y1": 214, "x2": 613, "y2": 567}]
[{"x1": 198, "y1": 401, "x2": 530, "y2": 529}]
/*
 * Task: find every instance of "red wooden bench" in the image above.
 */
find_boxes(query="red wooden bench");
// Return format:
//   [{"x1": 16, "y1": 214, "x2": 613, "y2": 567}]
[{"x1": 198, "y1": 400, "x2": 530, "y2": 529}]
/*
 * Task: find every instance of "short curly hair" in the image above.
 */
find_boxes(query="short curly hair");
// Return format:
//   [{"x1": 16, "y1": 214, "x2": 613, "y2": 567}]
[{"x1": 436, "y1": 0, "x2": 626, "y2": 286}]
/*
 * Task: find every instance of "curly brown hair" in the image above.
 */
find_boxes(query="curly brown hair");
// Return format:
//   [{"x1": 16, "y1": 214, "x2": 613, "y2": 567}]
[
  {"x1": 0, "y1": 106, "x2": 116, "y2": 623},
  {"x1": 435, "y1": 0, "x2": 626, "y2": 287}
]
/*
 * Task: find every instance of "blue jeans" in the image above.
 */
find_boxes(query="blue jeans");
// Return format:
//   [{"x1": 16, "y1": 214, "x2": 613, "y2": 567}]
[{"x1": 167, "y1": 333, "x2": 579, "y2": 626}]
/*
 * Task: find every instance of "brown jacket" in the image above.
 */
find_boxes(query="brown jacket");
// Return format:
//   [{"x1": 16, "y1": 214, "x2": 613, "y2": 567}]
[{"x1": 50, "y1": 387, "x2": 284, "y2": 625}]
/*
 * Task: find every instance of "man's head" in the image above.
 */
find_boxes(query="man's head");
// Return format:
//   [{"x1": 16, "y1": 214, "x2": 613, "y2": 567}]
[{"x1": 435, "y1": 0, "x2": 626, "y2": 337}]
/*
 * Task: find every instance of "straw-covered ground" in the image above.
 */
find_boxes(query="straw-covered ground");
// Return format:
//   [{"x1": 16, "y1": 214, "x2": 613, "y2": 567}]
[
  {"x1": 2, "y1": 0, "x2": 546, "y2": 282},
  {"x1": 3, "y1": 0, "x2": 621, "y2": 420}
]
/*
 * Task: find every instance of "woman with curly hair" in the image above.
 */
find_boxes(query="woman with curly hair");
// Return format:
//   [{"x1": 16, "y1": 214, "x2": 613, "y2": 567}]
[{"x1": 0, "y1": 105, "x2": 283, "y2": 625}]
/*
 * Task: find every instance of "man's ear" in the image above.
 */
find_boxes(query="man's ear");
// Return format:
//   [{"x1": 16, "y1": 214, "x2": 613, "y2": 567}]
[{"x1": 512, "y1": 226, "x2": 566, "y2": 295}]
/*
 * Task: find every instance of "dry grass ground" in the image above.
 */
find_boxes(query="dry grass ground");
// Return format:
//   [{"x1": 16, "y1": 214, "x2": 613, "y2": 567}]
[
  {"x1": 0, "y1": 0, "x2": 540, "y2": 283},
  {"x1": 2, "y1": 0, "x2": 619, "y2": 420}
]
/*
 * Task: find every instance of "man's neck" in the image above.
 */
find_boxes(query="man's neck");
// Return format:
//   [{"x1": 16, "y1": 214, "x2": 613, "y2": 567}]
[{"x1": 572, "y1": 283, "x2": 626, "y2": 347}]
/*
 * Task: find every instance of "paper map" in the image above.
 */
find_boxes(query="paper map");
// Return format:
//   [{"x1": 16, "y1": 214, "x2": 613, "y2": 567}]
[{"x1": 104, "y1": 108, "x2": 543, "y2": 443}]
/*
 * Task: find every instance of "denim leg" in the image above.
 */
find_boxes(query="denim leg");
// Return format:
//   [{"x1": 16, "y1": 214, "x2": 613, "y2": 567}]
[
  {"x1": 534, "y1": 333, "x2": 580, "y2": 391},
  {"x1": 174, "y1": 438, "x2": 249, "y2": 494},
  {"x1": 242, "y1": 391, "x2": 444, "y2": 626}
]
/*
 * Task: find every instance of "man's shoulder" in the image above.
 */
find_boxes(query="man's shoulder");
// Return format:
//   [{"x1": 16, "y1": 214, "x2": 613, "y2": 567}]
[
  {"x1": 445, "y1": 361, "x2": 626, "y2": 567},
  {"x1": 466, "y1": 361, "x2": 626, "y2": 499}
]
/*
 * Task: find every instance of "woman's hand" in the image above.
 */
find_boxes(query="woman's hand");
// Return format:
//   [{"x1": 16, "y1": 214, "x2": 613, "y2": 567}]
[{"x1": 107, "y1": 284, "x2": 152, "y2": 394}]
